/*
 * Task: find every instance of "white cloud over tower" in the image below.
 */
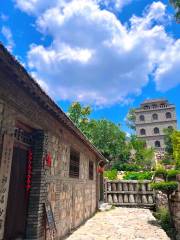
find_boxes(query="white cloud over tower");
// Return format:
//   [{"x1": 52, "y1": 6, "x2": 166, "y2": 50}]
[{"x1": 14, "y1": 0, "x2": 180, "y2": 106}]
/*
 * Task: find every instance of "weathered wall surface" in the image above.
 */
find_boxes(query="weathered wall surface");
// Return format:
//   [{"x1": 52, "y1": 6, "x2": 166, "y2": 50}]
[
  {"x1": 0, "y1": 73, "x2": 99, "y2": 239},
  {"x1": 46, "y1": 134, "x2": 97, "y2": 239},
  {"x1": 0, "y1": 102, "x2": 15, "y2": 239},
  {"x1": 170, "y1": 175, "x2": 180, "y2": 240}
]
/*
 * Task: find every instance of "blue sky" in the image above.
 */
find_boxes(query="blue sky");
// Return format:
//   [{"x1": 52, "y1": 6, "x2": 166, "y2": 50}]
[{"x1": 0, "y1": 0, "x2": 180, "y2": 133}]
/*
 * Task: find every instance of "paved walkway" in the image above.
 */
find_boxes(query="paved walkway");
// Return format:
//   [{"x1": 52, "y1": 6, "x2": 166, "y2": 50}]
[{"x1": 66, "y1": 207, "x2": 170, "y2": 240}]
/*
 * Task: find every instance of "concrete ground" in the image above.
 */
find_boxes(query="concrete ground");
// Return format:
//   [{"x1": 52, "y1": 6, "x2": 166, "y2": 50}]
[{"x1": 66, "y1": 207, "x2": 170, "y2": 240}]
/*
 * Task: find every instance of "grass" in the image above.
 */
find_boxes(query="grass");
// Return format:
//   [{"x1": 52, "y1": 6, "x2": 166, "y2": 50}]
[{"x1": 153, "y1": 207, "x2": 177, "y2": 239}]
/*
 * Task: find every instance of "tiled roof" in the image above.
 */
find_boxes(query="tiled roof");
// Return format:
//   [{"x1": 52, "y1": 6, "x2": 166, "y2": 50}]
[{"x1": 142, "y1": 99, "x2": 168, "y2": 104}]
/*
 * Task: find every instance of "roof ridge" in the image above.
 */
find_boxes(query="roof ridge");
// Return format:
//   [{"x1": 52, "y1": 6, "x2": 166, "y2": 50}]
[{"x1": 0, "y1": 42, "x2": 106, "y2": 162}]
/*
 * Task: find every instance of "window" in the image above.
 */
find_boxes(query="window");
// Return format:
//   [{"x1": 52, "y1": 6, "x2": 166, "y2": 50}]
[
  {"x1": 140, "y1": 129, "x2": 146, "y2": 135},
  {"x1": 69, "y1": 148, "x2": 80, "y2": 178},
  {"x1": 166, "y1": 112, "x2": 172, "y2": 119},
  {"x1": 154, "y1": 127, "x2": 159, "y2": 134},
  {"x1": 139, "y1": 115, "x2": 145, "y2": 121},
  {"x1": 155, "y1": 141, "x2": 161, "y2": 148},
  {"x1": 89, "y1": 161, "x2": 94, "y2": 180},
  {"x1": 144, "y1": 105, "x2": 150, "y2": 109},
  {"x1": 168, "y1": 126, "x2": 173, "y2": 130},
  {"x1": 152, "y1": 113, "x2": 158, "y2": 120}
]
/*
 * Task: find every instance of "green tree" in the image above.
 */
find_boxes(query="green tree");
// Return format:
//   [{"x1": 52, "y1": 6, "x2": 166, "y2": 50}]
[
  {"x1": 67, "y1": 102, "x2": 130, "y2": 163},
  {"x1": 67, "y1": 102, "x2": 154, "y2": 169},
  {"x1": 162, "y1": 127, "x2": 175, "y2": 165},
  {"x1": 170, "y1": 0, "x2": 180, "y2": 22},
  {"x1": 172, "y1": 130, "x2": 180, "y2": 169},
  {"x1": 130, "y1": 135, "x2": 155, "y2": 170},
  {"x1": 67, "y1": 102, "x2": 92, "y2": 136},
  {"x1": 89, "y1": 119, "x2": 130, "y2": 162},
  {"x1": 126, "y1": 108, "x2": 136, "y2": 130}
]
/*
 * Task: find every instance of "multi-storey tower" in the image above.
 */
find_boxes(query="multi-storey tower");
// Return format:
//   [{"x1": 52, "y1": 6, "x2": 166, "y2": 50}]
[{"x1": 135, "y1": 99, "x2": 177, "y2": 152}]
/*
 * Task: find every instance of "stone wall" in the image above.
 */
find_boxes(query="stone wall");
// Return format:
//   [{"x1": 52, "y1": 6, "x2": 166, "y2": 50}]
[
  {"x1": 0, "y1": 100, "x2": 4, "y2": 158},
  {"x1": 170, "y1": 175, "x2": 180, "y2": 239},
  {"x1": 0, "y1": 103, "x2": 15, "y2": 239},
  {"x1": 45, "y1": 134, "x2": 97, "y2": 239},
  {"x1": 135, "y1": 103, "x2": 177, "y2": 149},
  {"x1": 0, "y1": 71, "x2": 100, "y2": 239},
  {"x1": 135, "y1": 107, "x2": 177, "y2": 125}
]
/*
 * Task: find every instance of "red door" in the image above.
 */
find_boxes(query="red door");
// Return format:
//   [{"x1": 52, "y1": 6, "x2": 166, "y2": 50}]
[{"x1": 4, "y1": 147, "x2": 29, "y2": 239}]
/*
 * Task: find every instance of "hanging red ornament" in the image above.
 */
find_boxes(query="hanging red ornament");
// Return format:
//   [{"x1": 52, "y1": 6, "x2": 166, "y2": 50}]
[
  {"x1": 45, "y1": 153, "x2": 52, "y2": 167},
  {"x1": 97, "y1": 166, "x2": 104, "y2": 173},
  {"x1": 26, "y1": 149, "x2": 33, "y2": 194},
  {"x1": 97, "y1": 160, "x2": 105, "y2": 173}
]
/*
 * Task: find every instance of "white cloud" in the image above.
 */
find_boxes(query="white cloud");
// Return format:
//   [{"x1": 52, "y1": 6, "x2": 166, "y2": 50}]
[
  {"x1": 15, "y1": 0, "x2": 132, "y2": 15},
  {"x1": 98, "y1": 0, "x2": 133, "y2": 11},
  {"x1": 1, "y1": 26, "x2": 15, "y2": 51},
  {"x1": 14, "y1": 0, "x2": 59, "y2": 15},
  {"x1": 154, "y1": 39, "x2": 180, "y2": 91},
  {"x1": 0, "y1": 13, "x2": 9, "y2": 21},
  {"x1": 14, "y1": 0, "x2": 180, "y2": 106}
]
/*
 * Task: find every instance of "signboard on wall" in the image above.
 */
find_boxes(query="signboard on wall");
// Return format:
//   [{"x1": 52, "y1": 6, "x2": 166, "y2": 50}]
[{"x1": 44, "y1": 200, "x2": 57, "y2": 239}]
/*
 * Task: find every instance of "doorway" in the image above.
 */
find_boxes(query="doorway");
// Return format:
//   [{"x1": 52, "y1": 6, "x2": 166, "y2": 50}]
[
  {"x1": 4, "y1": 122, "x2": 34, "y2": 239},
  {"x1": 4, "y1": 146, "x2": 29, "y2": 239}
]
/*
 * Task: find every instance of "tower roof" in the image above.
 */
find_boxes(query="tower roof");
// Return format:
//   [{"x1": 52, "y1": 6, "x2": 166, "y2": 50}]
[{"x1": 141, "y1": 98, "x2": 168, "y2": 106}]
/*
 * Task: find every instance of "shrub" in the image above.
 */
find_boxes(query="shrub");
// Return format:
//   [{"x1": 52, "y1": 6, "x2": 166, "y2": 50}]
[
  {"x1": 123, "y1": 171, "x2": 153, "y2": 180},
  {"x1": 167, "y1": 169, "x2": 180, "y2": 181},
  {"x1": 161, "y1": 153, "x2": 175, "y2": 165},
  {"x1": 153, "y1": 207, "x2": 176, "y2": 239},
  {"x1": 112, "y1": 163, "x2": 142, "y2": 172},
  {"x1": 151, "y1": 181, "x2": 178, "y2": 194},
  {"x1": 104, "y1": 169, "x2": 117, "y2": 180},
  {"x1": 154, "y1": 166, "x2": 167, "y2": 180}
]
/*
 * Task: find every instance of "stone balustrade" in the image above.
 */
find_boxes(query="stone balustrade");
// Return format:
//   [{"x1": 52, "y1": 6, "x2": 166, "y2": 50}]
[{"x1": 104, "y1": 180, "x2": 155, "y2": 208}]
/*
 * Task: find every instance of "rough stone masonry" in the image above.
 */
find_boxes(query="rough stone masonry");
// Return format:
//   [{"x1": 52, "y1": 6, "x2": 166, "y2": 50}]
[
  {"x1": 170, "y1": 175, "x2": 180, "y2": 239},
  {"x1": 0, "y1": 43, "x2": 106, "y2": 240}
]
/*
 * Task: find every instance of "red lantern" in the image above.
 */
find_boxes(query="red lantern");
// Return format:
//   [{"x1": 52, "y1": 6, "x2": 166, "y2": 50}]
[
  {"x1": 97, "y1": 166, "x2": 104, "y2": 173},
  {"x1": 97, "y1": 160, "x2": 106, "y2": 173}
]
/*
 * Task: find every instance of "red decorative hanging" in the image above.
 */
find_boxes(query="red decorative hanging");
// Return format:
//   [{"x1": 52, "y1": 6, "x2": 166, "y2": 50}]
[
  {"x1": 26, "y1": 149, "x2": 33, "y2": 194},
  {"x1": 97, "y1": 160, "x2": 105, "y2": 173},
  {"x1": 44, "y1": 153, "x2": 52, "y2": 167},
  {"x1": 97, "y1": 166, "x2": 104, "y2": 173}
]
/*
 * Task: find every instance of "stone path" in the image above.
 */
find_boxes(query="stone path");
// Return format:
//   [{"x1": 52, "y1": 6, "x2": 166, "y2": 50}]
[{"x1": 66, "y1": 207, "x2": 170, "y2": 240}]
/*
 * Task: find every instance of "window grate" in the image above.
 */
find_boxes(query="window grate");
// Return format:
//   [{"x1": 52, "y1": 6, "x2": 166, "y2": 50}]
[
  {"x1": 69, "y1": 149, "x2": 80, "y2": 178},
  {"x1": 14, "y1": 127, "x2": 33, "y2": 145},
  {"x1": 89, "y1": 161, "x2": 94, "y2": 180}
]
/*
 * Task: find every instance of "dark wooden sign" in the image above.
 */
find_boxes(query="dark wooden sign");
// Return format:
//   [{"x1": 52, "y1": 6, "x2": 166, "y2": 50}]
[{"x1": 44, "y1": 200, "x2": 57, "y2": 239}]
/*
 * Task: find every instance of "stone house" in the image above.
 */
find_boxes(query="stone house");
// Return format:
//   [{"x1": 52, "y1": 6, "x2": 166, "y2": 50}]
[
  {"x1": 135, "y1": 99, "x2": 177, "y2": 152},
  {"x1": 0, "y1": 43, "x2": 106, "y2": 240}
]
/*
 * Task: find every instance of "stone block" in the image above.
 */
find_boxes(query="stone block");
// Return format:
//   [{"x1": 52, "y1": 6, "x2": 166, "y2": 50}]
[
  {"x1": 142, "y1": 195, "x2": 148, "y2": 204},
  {"x1": 112, "y1": 183, "x2": 116, "y2": 191},
  {"x1": 123, "y1": 183, "x2": 128, "y2": 191},
  {"x1": 124, "y1": 194, "x2": 129, "y2": 203},
  {"x1": 117, "y1": 183, "x2": 122, "y2": 191},
  {"x1": 129, "y1": 194, "x2": 135, "y2": 203},
  {"x1": 118, "y1": 194, "x2": 123, "y2": 203},
  {"x1": 0, "y1": 104, "x2": 4, "y2": 113}
]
